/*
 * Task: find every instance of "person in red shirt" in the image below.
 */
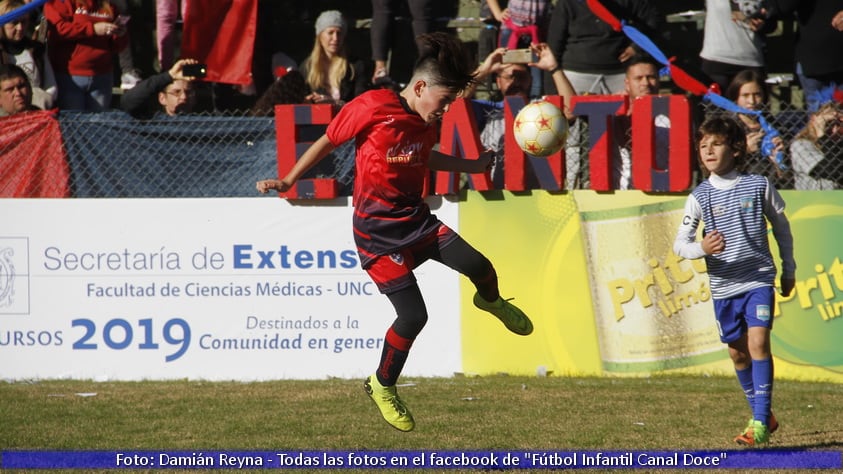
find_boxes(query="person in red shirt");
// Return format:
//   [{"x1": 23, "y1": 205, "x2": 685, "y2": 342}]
[
  {"x1": 44, "y1": 0, "x2": 128, "y2": 111},
  {"x1": 257, "y1": 32, "x2": 533, "y2": 432}
]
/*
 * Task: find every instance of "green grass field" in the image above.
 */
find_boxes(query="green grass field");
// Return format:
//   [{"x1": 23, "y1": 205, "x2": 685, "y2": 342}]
[{"x1": 2, "y1": 374, "x2": 842, "y2": 473}]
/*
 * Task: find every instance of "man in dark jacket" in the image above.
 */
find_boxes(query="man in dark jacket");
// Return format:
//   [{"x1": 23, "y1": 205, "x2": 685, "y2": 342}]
[
  {"x1": 547, "y1": 0, "x2": 663, "y2": 95},
  {"x1": 120, "y1": 59, "x2": 202, "y2": 118}
]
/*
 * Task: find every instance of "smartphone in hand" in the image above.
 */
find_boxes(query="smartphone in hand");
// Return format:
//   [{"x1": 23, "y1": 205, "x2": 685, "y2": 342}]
[
  {"x1": 182, "y1": 64, "x2": 208, "y2": 78},
  {"x1": 502, "y1": 48, "x2": 533, "y2": 64}
]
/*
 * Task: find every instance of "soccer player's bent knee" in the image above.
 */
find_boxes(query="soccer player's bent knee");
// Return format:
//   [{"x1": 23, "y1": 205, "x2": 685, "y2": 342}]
[{"x1": 395, "y1": 307, "x2": 428, "y2": 336}]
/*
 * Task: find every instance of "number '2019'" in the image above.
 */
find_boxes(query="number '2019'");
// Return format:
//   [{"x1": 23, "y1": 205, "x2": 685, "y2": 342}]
[{"x1": 71, "y1": 318, "x2": 190, "y2": 362}]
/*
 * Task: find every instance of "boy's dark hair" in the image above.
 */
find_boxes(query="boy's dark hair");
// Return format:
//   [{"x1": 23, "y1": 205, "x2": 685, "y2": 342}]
[
  {"x1": 413, "y1": 32, "x2": 476, "y2": 92},
  {"x1": 0, "y1": 64, "x2": 29, "y2": 84},
  {"x1": 696, "y1": 116, "x2": 748, "y2": 175}
]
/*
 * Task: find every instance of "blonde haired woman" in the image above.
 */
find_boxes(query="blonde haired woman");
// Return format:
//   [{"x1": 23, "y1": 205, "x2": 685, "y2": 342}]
[{"x1": 299, "y1": 10, "x2": 366, "y2": 109}]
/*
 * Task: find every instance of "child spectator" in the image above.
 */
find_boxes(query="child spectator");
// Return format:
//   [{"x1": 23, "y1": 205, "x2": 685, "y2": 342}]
[{"x1": 724, "y1": 69, "x2": 790, "y2": 188}]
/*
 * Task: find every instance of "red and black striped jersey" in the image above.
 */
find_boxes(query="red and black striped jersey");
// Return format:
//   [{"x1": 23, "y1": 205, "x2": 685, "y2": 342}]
[{"x1": 326, "y1": 89, "x2": 441, "y2": 268}]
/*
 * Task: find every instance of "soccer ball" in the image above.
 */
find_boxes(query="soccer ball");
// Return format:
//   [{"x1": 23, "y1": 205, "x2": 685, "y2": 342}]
[{"x1": 512, "y1": 101, "x2": 568, "y2": 157}]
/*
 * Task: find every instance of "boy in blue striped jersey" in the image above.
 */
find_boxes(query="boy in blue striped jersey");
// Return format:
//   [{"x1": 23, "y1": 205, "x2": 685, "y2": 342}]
[{"x1": 674, "y1": 116, "x2": 796, "y2": 446}]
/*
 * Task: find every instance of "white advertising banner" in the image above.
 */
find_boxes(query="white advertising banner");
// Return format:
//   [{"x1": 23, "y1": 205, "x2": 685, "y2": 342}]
[{"x1": 0, "y1": 198, "x2": 461, "y2": 381}]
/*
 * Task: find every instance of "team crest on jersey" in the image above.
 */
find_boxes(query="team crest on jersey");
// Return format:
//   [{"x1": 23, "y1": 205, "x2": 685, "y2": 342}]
[
  {"x1": 740, "y1": 197, "x2": 754, "y2": 213},
  {"x1": 389, "y1": 253, "x2": 404, "y2": 265},
  {"x1": 756, "y1": 304, "x2": 771, "y2": 322},
  {"x1": 712, "y1": 204, "x2": 727, "y2": 217}
]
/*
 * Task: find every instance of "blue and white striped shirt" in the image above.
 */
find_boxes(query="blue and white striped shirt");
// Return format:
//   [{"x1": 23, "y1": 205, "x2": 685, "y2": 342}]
[{"x1": 674, "y1": 171, "x2": 796, "y2": 299}]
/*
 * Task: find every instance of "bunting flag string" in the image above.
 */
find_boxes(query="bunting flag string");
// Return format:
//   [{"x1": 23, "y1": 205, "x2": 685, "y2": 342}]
[
  {"x1": 0, "y1": 0, "x2": 47, "y2": 27},
  {"x1": 585, "y1": 0, "x2": 786, "y2": 170}
]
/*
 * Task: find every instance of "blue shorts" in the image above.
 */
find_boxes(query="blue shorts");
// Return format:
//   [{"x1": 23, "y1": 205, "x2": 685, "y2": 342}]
[{"x1": 713, "y1": 286, "x2": 775, "y2": 343}]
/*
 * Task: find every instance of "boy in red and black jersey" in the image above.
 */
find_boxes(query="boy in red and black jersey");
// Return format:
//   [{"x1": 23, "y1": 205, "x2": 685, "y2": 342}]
[{"x1": 257, "y1": 32, "x2": 533, "y2": 432}]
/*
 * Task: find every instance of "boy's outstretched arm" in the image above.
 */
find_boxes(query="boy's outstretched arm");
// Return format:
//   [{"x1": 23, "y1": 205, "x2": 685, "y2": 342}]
[
  {"x1": 427, "y1": 149, "x2": 492, "y2": 173},
  {"x1": 256, "y1": 135, "x2": 336, "y2": 194}
]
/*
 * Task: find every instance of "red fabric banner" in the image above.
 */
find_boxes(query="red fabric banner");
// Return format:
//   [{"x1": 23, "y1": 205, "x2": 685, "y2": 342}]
[
  {"x1": 0, "y1": 109, "x2": 70, "y2": 197},
  {"x1": 180, "y1": 0, "x2": 258, "y2": 85}
]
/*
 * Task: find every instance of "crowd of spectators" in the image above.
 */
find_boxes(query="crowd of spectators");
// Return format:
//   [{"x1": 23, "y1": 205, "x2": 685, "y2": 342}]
[{"x1": 1, "y1": 0, "x2": 841, "y2": 191}]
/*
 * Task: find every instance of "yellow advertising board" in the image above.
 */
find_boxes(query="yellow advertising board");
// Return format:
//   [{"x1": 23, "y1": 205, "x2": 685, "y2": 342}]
[{"x1": 460, "y1": 190, "x2": 843, "y2": 383}]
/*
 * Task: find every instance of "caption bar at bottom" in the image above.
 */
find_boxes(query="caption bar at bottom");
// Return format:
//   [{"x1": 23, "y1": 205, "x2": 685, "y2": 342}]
[{"x1": 2, "y1": 449, "x2": 841, "y2": 469}]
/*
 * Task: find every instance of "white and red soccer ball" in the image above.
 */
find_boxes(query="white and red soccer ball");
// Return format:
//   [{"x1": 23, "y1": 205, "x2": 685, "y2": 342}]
[{"x1": 512, "y1": 101, "x2": 568, "y2": 157}]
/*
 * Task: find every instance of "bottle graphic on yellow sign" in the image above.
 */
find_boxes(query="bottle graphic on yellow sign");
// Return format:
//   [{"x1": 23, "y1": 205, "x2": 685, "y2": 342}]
[{"x1": 575, "y1": 191, "x2": 728, "y2": 374}]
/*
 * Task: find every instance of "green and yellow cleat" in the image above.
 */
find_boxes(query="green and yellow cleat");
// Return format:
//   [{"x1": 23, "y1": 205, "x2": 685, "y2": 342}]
[
  {"x1": 734, "y1": 419, "x2": 770, "y2": 446},
  {"x1": 363, "y1": 375, "x2": 415, "y2": 432},
  {"x1": 473, "y1": 292, "x2": 533, "y2": 335}
]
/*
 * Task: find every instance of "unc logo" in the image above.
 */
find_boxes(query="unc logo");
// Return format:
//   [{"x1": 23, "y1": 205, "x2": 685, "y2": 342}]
[
  {"x1": 389, "y1": 253, "x2": 404, "y2": 265},
  {"x1": 756, "y1": 304, "x2": 771, "y2": 322},
  {"x1": 0, "y1": 247, "x2": 15, "y2": 308}
]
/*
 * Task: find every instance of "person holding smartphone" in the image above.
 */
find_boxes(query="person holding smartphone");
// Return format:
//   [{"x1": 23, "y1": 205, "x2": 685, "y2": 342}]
[
  {"x1": 120, "y1": 58, "x2": 204, "y2": 118},
  {"x1": 790, "y1": 100, "x2": 843, "y2": 190}
]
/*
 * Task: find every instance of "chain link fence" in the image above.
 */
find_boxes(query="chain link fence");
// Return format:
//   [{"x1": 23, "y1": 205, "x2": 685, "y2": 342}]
[
  {"x1": 1, "y1": 100, "x2": 840, "y2": 198},
  {"x1": 0, "y1": 109, "x2": 355, "y2": 198},
  {"x1": 699, "y1": 100, "x2": 843, "y2": 191}
]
